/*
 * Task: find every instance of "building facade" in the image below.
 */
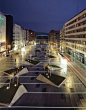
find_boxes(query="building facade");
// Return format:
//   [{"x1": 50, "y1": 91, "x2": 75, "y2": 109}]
[
  {"x1": 49, "y1": 30, "x2": 59, "y2": 44},
  {"x1": 60, "y1": 25, "x2": 65, "y2": 52},
  {"x1": 36, "y1": 35, "x2": 48, "y2": 44},
  {"x1": 29, "y1": 29, "x2": 36, "y2": 42},
  {"x1": 65, "y1": 8, "x2": 86, "y2": 65},
  {"x1": 21, "y1": 27, "x2": 27, "y2": 46},
  {"x1": 13, "y1": 24, "x2": 21, "y2": 50},
  {"x1": 26, "y1": 29, "x2": 29, "y2": 45},
  {"x1": 5, "y1": 15, "x2": 13, "y2": 50},
  {"x1": 56, "y1": 30, "x2": 60, "y2": 48},
  {"x1": 0, "y1": 12, "x2": 6, "y2": 52},
  {"x1": 49, "y1": 30, "x2": 55, "y2": 43}
]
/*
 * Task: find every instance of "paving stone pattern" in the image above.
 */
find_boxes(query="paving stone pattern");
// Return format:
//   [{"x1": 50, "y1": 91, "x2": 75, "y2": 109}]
[{"x1": 0, "y1": 44, "x2": 86, "y2": 110}]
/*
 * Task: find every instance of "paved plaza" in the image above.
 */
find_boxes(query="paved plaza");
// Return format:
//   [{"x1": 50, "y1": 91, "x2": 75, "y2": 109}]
[{"x1": 0, "y1": 44, "x2": 86, "y2": 110}]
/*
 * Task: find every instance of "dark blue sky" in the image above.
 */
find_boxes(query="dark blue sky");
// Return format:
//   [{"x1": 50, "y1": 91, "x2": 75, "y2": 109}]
[{"x1": 0, "y1": 0, "x2": 86, "y2": 33}]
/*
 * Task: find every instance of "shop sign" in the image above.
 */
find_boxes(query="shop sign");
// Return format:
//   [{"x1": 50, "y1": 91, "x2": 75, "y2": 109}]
[{"x1": 0, "y1": 15, "x2": 4, "y2": 27}]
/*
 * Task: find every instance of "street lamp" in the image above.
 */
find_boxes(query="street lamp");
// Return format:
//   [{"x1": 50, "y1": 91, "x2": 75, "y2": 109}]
[
  {"x1": 48, "y1": 58, "x2": 51, "y2": 65},
  {"x1": 49, "y1": 50, "x2": 50, "y2": 55},
  {"x1": 30, "y1": 54, "x2": 32, "y2": 62},
  {"x1": 48, "y1": 66, "x2": 52, "y2": 77},
  {"x1": 6, "y1": 74, "x2": 13, "y2": 89},
  {"x1": 16, "y1": 75, "x2": 19, "y2": 86}
]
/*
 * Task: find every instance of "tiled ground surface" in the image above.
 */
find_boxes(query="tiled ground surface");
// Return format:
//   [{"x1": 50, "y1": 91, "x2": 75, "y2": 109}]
[{"x1": 0, "y1": 44, "x2": 86, "y2": 110}]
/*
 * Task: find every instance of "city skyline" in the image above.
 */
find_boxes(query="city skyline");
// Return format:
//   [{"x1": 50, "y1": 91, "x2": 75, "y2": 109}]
[{"x1": 0, "y1": 0, "x2": 86, "y2": 32}]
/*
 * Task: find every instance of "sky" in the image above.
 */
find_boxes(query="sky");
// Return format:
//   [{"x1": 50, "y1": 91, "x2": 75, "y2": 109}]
[{"x1": 0, "y1": 0, "x2": 86, "y2": 33}]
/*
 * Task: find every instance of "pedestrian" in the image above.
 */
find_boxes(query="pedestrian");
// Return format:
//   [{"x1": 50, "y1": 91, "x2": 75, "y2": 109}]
[{"x1": 15, "y1": 59, "x2": 16, "y2": 62}]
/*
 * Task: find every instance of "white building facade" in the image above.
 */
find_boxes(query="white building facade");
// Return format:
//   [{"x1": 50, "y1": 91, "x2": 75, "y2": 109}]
[
  {"x1": 26, "y1": 30, "x2": 29, "y2": 45},
  {"x1": 60, "y1": 25, "x2": 65, "y2": 52},
  {"x1": 0, "y1": 12, "x2": 6, "y2": 52},
  {"x1": 21, "y1": 28, "x2": 27, "y2": 47},
  {"x1": 13, "y1": 24, "x2": 21, "y2": 50},
  {"x1": 65, "y1": 8, "x2": 86, "y2": 66}
]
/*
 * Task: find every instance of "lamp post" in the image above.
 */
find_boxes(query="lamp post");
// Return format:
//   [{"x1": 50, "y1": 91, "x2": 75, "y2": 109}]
[
  {"x1": 49, "y1": 50, "x2": 50, "y2": 55},
  {"x1": 30, "y1": 54, "x2": 32, "y2": 62},
  {"x1": 43, "y1": 63, "x2": 47, "y2": 75},
  {"x1": 48, "y1": 66, "x2": 52, "y2": 77},
  {"x1": 50, "y1": 67, "x2": 51, "y2": 77},
  {"x1": 7, "y1": 74, "x2": 13, "y2": 89},
  {"x1": 43, "y1": 66, "x2": 45, "y2": 75},
  {"x1": 17, "y1": 75, "x2": 19, "y2": 86},
  {"x1": 48, "y1": 58, "x2": 51, "y2": 65}
]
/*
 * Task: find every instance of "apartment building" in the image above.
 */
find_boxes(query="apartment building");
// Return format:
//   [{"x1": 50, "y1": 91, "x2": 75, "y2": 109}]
[
  {"x1": 13, "y1": 24, "x2": 21, "y2": 50},
  {"x1": 60, "y1": 25, "x2": 65, "y2": 52},
  {"x1": 29, "y1": 29, "x2": 36, "y2": 42},
  {"x1": 49, "y1": 30, "x2": 60, "y2": 46},
  {"x1": 36, "y1": 35, "x2": 48, "y2": 43},
  {"x1": 65, "y1": 8, "x2": 86, "y2": 65},
  {"x1": 21, "y1": 27, "x2": 27, "y2": 46},
  {"x1": 49, "y1": 30, "x2": 57, "y2": 43},
  {"x1": 26, "y1": 29, "x2": 29, "y2": 45}
]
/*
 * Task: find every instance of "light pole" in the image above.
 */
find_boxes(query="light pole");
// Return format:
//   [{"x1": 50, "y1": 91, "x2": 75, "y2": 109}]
[
  {"x1": 30, "y1": 54, "x2": 32, "y2": 62},
  {"x1": 48, "y1": 58, "x2": 51, "y2": 65},
  {"x1": 6, "y1": 74, "x2": 13, "y2": 89},
  {"x1": 17, "y1": 75, "x2": 19, "y2": 86}
]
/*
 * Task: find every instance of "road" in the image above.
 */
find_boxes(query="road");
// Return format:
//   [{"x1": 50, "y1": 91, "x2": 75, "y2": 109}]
[{"x1": 0, "y1": 44, "x2": 86, "y2": 110}]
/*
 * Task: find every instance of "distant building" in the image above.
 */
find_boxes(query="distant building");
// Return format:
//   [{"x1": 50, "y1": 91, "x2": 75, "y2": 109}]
[
  {"x1": 60, "y1": 25, "x2": 65, "y2": 52},
  {"x1": 65, "y1": 8, "x2": 86, "y2": 65},
  {"x1": 49, "y1": 30, "x2": 59, "y2": 43},
  {"x1": 29, "y1": 29, "x2": 36, "y2": 42},
  {"x1": 5, "y1": 15, "x2": 13, "y2": 50},
  {"x1": 36, "y1": 35, "x2": 48, "y2": 44},
  {"x1": 26, "y1": 29, "x2": 29, "y2": 45},
  {"x1": 13, "y1": 24, "x2": 21, "y2": 50},
  {"x1": 49, "y1": 30, "x2": 60, "y2": 49},
  {"x1": 0, "y1": 12, "x2": 6, "y2": 53},
  {"x1": 21, "y1": 27, "x2": 27, "y2": 46},
  {"x1": 56, "y1": 30, "x2": 60, "y2": 48}
]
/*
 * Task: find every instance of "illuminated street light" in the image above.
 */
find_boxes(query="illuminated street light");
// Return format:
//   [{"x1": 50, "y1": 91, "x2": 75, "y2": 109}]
[
  {"x1": 7, "y1": 74, "x2": 13, "y2": 89},
  {"x1": 43, "y1": 63, "x2": 47, "y2": 75},
  {"x1": 21, "y1": 47, "x2": 25, "y2": 52},
  {"x1": 49, "y1": 50, "x2": 50, "y2": 55},
  {"x1": 16, "y1": 75, "x2": 19, "y2": 86},
  {"x1": 30, "y1": 54, "x2": 32, "y2": 62}
]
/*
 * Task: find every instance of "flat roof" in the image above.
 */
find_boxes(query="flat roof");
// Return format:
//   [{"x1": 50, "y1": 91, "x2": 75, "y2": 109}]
[{"x1": 36, "y1": 35, "x2": 48, "y2": 37}]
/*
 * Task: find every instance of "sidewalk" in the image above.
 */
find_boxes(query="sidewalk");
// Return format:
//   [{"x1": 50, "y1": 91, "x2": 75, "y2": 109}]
[
  {"x1": 65, "y1": 53, "x2": 86, "y2": 76},
  {"x1": 0, "y1": 56, "x2": 7, "y2": 61}
]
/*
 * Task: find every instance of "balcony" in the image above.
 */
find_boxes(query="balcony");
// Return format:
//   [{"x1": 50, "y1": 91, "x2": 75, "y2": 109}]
[
  {"x1": 65, "y1": 24, "x2": 86, "y2": 32},
  {"x1": 65, "y1": 17, "x2": 86, "y2": 29},
  {"x1": 65, "y1": 31, "x2": 86, "y2": 36}
]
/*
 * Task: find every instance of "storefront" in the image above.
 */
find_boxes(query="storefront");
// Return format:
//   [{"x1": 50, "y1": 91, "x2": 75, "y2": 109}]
[
  {"x1": 0, "y1": 12, "x2": 6, "y2": 53},
  {"x1": 66, "y1": 47, "x2": 85, "y2": 64}
]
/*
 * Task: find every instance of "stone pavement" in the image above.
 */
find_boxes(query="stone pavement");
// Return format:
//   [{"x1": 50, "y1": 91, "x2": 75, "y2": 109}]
[{"x1": 0, "y1": 44, "x2": 86, "y2": 110}]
